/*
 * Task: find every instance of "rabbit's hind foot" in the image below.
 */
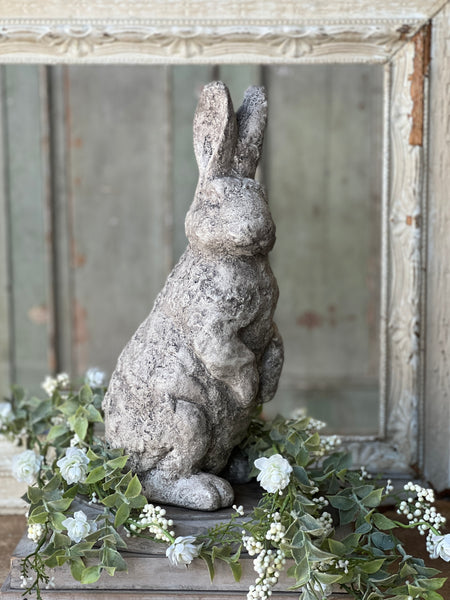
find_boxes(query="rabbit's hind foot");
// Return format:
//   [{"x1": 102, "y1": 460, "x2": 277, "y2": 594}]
[{"x1": 140, "y1": 470, "x2": 234, "y2": 511}]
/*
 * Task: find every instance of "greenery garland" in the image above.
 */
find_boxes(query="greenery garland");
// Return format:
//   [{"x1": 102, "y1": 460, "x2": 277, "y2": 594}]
[{"x1": 0, "y1": 371, "x2": 448, "y2": 600}]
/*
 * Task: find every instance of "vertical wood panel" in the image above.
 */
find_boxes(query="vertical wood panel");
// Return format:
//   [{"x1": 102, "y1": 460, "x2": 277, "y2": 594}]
[
  {"x1": 218, "y1": 65, "x2": 262, "y2": 108},
  {"x1": 3, "y1": 66, "x2": 52, "y2": 392},
  {"x1": 47, "y1": 66, "x2": 75, "y2": 375},
  {"x1": 0, "y1": 67, "x2": 11, "y2": 394},
  {"x1": 0, "y1": 66, "x2": 47, "y2": 514},
  {"x1": 265, "y1": 65, "x2": 383, "y2": 433},
  {"x1": 65, "y1": 66, "x2": 172, "y2": 377},
  {"x1": 424, "y1": 4, "x2": 450, "y2": 490}
]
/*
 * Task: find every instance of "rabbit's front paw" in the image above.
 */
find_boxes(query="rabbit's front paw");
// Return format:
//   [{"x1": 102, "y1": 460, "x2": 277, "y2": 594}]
[
  {"x1": 230, "y1": 369, "x2": 259, "y2": 406},
  {"x1": 141, "y1": 471, "x2": 234, "y2": 511}
]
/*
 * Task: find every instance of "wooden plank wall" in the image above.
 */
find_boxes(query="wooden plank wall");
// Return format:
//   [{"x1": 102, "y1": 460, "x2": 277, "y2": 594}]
[
  {"x1": 0, "y1": 66, "x2": 50, "y2": 512},
  {"x1": 266, "y1": 65, "x2": 383, "y2": 433},
  {"x1": 424, "y1": 4, "x2": 450, "y2": 489},
  {"x1": 0, "y1": 64, "x2": 382, "y2": 511}
]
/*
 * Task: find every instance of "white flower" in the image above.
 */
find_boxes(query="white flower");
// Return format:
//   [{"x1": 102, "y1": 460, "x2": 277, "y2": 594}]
[
  {"x1": 57, "y1": 447, "x2": 90, "y2": 484},
  {"x1": 41, "y1": 373, "x2": 69, "y2": 396},
  {"x1": 254, "y1": 454, "x2": 292, "y2": 494},
  {"x1": 85, "y1": 367, "x2": 106, "y2": 388},
  {"x1": 166, "y1": 535, "x2": 199, "y2": 567},
  {"x1": 11, "y1": 450, "x2": 43, "y2": 484},
  {"x1": 0, "y1": 401, "x2": 13, "y2": 425},
  {"x1": 429, "y1": 533, "x2": 450, "y2": 561},
  {"x1": 27, "y1": 523, "x2": 45, "y2": 543},
  {"x1": 41, "y1": 375, "x2": 57, "y2": 397},
  {"x1": 56, "y1": 372, "x2": 70, "y2": 387},
  {"x1": 62, "y1": 510, "x2": 97, "y2": 543}
]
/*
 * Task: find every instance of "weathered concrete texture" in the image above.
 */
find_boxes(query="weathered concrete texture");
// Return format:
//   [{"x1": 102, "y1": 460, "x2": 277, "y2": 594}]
[{"x1": 103, "y1": 82, "x2": 283, "y2": 511}]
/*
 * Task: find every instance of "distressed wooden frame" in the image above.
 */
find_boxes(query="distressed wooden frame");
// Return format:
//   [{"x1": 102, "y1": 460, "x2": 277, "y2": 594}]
[{"x1": 0, "y1": 1, "x2": 449, "y2": 492}]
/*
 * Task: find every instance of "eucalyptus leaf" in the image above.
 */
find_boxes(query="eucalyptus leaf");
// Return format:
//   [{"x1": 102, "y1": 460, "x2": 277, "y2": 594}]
[
  {"x1": 47, "y1": 497, "x2": 74, "y2": 512},
  {"x1": 124, "y1": 474, "x2": 142, "y2": 499},
  {"x1": 85, "y1": 465, "x2": 106, "y2": 484},
  {"x1": 47, "y1": 423, "x2": 69, "y2": 442},
  {"x1": 339, "y1": 505, "x2": 359, "y2": 525},
  {"x1": 292, "y1": 529, "x2": 306, "y2": 548},
  {"x1": 114, "y1": 502, "x2": 131, "y2": 527},
  {"x1": 102, "y1": 547, "x2": 127, "y2": 571},
  {"x1": 79, "y1": 385, "x2": 94, "y2": 405},
  {"x1": 371, "y1": 531, "x2": 396, "y2": 551},
  {"x1": 129, "y1": 494, "x2": 147, "y2": 509},
  {"x1": 328, "y1": 494, "x2": 355, "y2": 511},
  {"x1": 70, "y1": 557, "x2": 85, "y2": 581},
  {"x1": 355, "y1": 521, "x2": 372, "y2": 535},
  {"x1": 424, "y1": 592, "x2": 445, "y2": 600},
  {"x1": 399, "y1": 562, "x2": 417, "y2": 578},
  {"x1": 106, "y1": 455, "x2": 129, "y2": 471},
  {"x1": 85, "y1": 404, "x2": 103, "y2": 423},
  {"x1": 102, "y1": 492, "x2": 120, "y2": 507},
  {"x1": 27, "y1": 486, "x2": 43, "y2": 504},
  {"x1": 229, "y1": 560, "x2": 242, "y2": 582},
  {"x1": 315, "y1": 571, "x2": 343, "y2": 585},
  {"x1": 417, "y1": 578, "x2": 447, "y2": 591},
  {"x1": 358, "y1": 558, "x2": 385, "y2": 574},
  {"x1": 53, "y1": 532, "x2": 71, "y2": 548},
  {"x1": 43, "y1": 474, "x2": 62, "y2": 493},
  {"x1": 50, "y1": 512, "x2": 67, "y2": 530},
  {"x1": 361, "y1": 489, "x2": 383, "y2": 508},
  {"x1": 201, "y1": 552, "x2": 215, "y2": 581},
  {"x1": 80, "y1": 565, "x2": 102, "y2": 584},
  {"x1": 87, "y1": 448, "x2": 102, "y2": 461},
  {"x1": 29, "y1": 505, "x2": 48, "y2": 524},
  {"x1": 63, "y1": 485, "x2": 79, "y2": 499},
  {"x1": 44, "y1": 549, "x2": 66, "y2": 569},
  {"x1": 293, "y1": 465, "x2": 310, "y2": 486},
  {"x1": 59, "y1": 398, "x2": 80, "y2": 417},
  {"x1": 290, "y1": 556, "x2": 310, "y2": 588},
  {"x1": 328, "y1": 538, "x2": 346, "y2": 556},
  {"x1": 73, "y1": 416, "x2": 89, "y2": 441}
]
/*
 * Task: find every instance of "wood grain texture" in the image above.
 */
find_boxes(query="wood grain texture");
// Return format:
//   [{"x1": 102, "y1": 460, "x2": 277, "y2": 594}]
[
  {"x1": 424, "y1": 3, "x2": 450, "y2": 491},
  {"x1": 5, "y1": 530, "x2": 350, "y2": 598},
  {"x1": 0, "y1": 68, "x2": 11, "y2": 395},
  {"x1": 0, "y1": 66, "x2": 52, "y2": 514},
  {"x1": 1, "y1": 580, "x2": 349, "y2": 600},
  {"x1": 0, "y1": 23, "x2": 421, "y2": 65},
  {"x1": 264, "y1": 64, "x2": 382, "y2": 435},
  {"x1": 0, "y1": 0, "x2": 444, "y2": 21},
  {"x1": 347, "y1": 39, "x2": 427, "y2": 472},
  {"x1": 48, "y1": 66, "x2": 76, "y2": 375},
  {"x1": 64, "y1": 66, "x2": 171, "y2": 376},
  {"x1": 2, "y1": 66, "x2": 52, "y2": 390},
  {"x1": 0, "y1": 0, "x2": 441, "y2": 65}
]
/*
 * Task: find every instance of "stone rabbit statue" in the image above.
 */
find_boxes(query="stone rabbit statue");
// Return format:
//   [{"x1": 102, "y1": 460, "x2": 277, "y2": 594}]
[{"x1": 103, "y1": 81, "x2": 283, "y2": 511}]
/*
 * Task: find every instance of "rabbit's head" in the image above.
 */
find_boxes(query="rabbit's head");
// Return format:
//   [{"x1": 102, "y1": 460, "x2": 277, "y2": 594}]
[{"x1": 185, "y1": 82, "x2": 275, "y2": 257}]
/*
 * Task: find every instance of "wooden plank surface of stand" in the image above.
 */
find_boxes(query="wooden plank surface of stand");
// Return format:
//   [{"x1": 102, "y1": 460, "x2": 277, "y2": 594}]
[{"x1": 1, "y1": 485, "x2": 350, "y2": 599}]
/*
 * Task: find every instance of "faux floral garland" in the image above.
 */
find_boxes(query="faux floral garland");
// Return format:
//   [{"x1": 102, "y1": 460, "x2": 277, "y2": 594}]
[{"x1": 0, "y1": 370, "x2": 449, "y2": 600}]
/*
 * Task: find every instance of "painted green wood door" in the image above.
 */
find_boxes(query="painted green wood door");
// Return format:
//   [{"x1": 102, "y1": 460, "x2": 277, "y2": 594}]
[{"x1": 0, "y1": 64, "x2": 382, "y2": 435}]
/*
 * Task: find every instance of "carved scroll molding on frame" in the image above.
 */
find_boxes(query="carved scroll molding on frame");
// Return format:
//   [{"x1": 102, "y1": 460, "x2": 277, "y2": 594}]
[
  {"x1": 346, "y1": 39, "x2": 426, "y2": 474},
  {"x1": 0, "y1": 21, "x2": 422, "y2": 64}
]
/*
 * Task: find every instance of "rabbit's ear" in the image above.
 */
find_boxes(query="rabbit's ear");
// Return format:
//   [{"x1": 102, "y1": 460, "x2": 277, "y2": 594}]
[
  {"x1": 193, "y1": 81, "x2": 237, "y2": 181},
  {"x1": 233, "y1": 86, "x2": 267, "y2": 179}
]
